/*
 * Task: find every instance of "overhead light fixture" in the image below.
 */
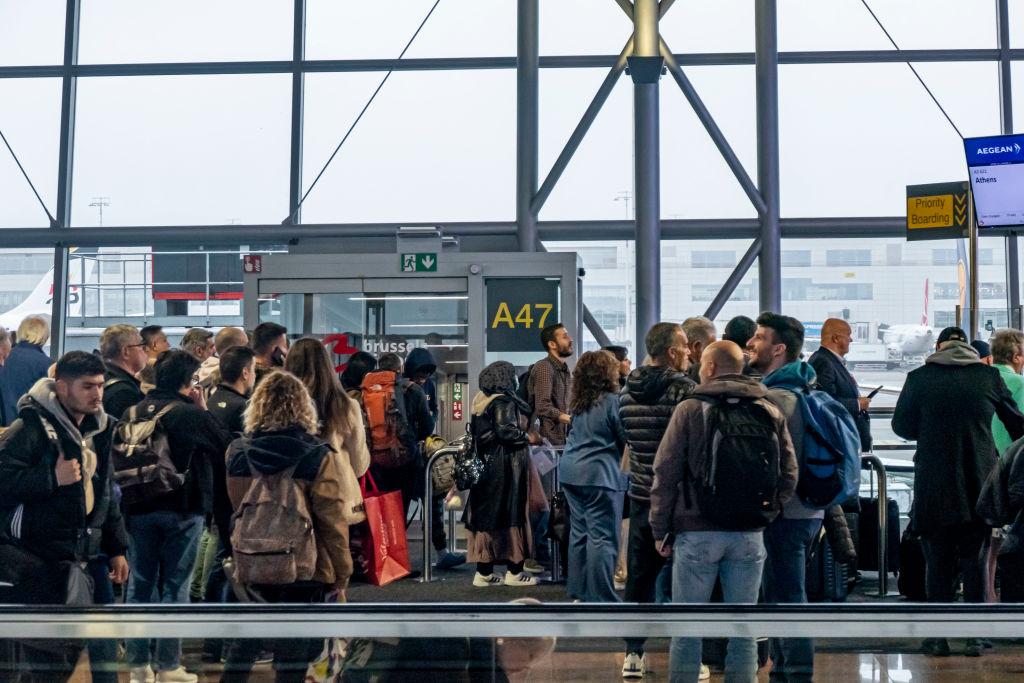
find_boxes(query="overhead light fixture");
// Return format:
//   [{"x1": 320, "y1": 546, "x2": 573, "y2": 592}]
[
  {"x1": 391, "y1": 324, "x2": 468, "y2": 328},
  {"x1": 348, "y1": 295, "x2": 468, "y2": 301}
]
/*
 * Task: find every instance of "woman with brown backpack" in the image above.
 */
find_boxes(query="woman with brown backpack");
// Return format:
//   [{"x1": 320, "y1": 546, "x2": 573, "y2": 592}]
[{"x1": 221, "y1": 371, "x2": 351, "y2": 682}]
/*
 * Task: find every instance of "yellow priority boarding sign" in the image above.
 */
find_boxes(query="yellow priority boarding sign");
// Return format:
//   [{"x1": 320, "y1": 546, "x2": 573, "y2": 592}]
[{"x1": 906, "y1": 181, "x2": 970, "y2": 242}]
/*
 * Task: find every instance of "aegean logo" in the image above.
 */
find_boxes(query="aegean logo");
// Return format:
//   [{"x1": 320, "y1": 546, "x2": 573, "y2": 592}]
[{"x1": 977, "y1": 143, "x2": 1021, "y2": 155}]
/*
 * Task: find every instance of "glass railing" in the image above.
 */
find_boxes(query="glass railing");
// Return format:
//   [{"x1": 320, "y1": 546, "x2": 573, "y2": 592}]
[{"x1": 1, "y1": 604, "x2": 1023, "y2": 680}]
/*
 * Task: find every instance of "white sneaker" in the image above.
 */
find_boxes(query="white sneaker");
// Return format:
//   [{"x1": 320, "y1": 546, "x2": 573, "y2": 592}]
[
  {"x1": 155, "y1": 666, "x2": 199, "y2": 683},
  {"x1": 622, "y1": 651, "x2": 646, "y2": 679},
  {"x1": 129, "y1": 666, "x2": 155, "y2": 683},
  {"x1": 473, "y1": 571, "x2": 503, "y2": 587},
  {"x1": 699, "y1": 663, "x2": 711, "y2": 680},
  {"x1": 504, "y1": 570, "x2": 538, "y2": 586}
]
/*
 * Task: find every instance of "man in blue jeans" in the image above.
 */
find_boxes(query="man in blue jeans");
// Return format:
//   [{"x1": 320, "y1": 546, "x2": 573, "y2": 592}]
[
  {"x1": 124, "y1": 350, "x2": 232, "y2": 683},
  {"x1": 649, "y1": 342, "x2": 798, "y2": 682},
  {"x1": 747, "y1": 313, "x2": 824, "y2": 683}
]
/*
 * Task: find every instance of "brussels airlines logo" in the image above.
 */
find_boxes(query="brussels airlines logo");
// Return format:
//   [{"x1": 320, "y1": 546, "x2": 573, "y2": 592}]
[
  {"x1": 322, "y1": 333, "x2": 359, "y2": 373},
  {"x1": 976, "y1": 143, "x2": 1021, "y2": 155}
]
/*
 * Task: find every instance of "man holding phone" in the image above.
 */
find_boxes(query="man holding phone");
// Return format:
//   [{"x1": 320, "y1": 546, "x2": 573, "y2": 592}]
[
  {"x1": 250, "y1": 322, "x2": 289, "y2": 388},
  {"x1": 808, "y1": 318, "x2": 873, "y2": 453}
]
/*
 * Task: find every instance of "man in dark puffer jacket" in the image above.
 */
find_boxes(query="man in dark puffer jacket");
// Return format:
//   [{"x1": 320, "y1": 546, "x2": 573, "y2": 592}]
[{"x1": 618, "y1": 322, "x2": 694, "y2": 676}]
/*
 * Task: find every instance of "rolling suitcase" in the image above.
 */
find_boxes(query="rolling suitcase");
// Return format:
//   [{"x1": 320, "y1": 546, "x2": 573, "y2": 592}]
[
  {"x1": 858, "y1": 496, "x2": 900, "y2": 574},
  {"x1": 806, "y1": 527, "x2": 849, "y2": 602},
  {"x1": 897, "y1": 528, "x2": 927, "y2": 601}
]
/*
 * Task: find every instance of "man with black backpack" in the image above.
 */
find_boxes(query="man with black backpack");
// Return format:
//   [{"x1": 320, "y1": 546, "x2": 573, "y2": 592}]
[
  {"x1": 650, "y1": 341, "x2": 797, "y2": 683},
  {"x1": 747, "y1": 312, "x2": 824, "y2": 683},
  {"x1": 100, "y1": 324, "x2": 149, "y2": 419},
  {"x1": 118, "y1": 350, "x2": 232, "y2": 683}
]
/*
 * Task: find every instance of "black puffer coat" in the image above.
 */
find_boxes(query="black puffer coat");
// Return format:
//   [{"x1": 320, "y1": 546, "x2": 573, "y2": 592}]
[{"x1": 619, "y1": 365, "x2": 695, "y2": 503}]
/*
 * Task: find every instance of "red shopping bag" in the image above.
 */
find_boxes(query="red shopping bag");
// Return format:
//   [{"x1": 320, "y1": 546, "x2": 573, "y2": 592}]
[{"x1": 351, "y1": 472, "x2": 411, "y2": 586}]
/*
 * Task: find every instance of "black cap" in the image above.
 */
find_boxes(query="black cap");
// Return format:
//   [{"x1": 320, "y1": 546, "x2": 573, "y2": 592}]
[
  {"x1": 937, "y1": 326, "x2": 968, "y2": 345},
  {"x1": 970, "y1": 339, "x2": 991, "y2": 358}
]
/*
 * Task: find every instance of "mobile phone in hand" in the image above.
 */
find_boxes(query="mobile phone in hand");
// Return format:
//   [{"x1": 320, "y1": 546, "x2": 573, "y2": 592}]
[{"x1": 867, "y1": 385, "x2": 883, "y2": 399}]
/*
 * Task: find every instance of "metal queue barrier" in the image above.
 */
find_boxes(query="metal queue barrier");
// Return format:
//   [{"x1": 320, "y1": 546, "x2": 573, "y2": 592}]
[
  {"x1": 860, "y1": 454, "x2": 889, "y2": 598},
  {"x1": 421, "y1": 438, "x2": 896, "y2": 597},
  {"x1": 421, "y1": 440, "x2": 566, "y2": 583},
  {"x1": 422, "y1": 442, "x2": 466, "y2": 583}
]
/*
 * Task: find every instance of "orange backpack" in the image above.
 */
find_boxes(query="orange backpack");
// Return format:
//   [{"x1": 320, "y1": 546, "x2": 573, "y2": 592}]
[{"x1": 360, "y1": 370, "x2": 415, "y2": 468}]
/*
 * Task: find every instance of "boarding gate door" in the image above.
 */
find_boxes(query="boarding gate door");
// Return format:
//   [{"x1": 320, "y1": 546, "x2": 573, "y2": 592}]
[{"x1": 243, "y1": 251, "x2": 580, "y2": 442}]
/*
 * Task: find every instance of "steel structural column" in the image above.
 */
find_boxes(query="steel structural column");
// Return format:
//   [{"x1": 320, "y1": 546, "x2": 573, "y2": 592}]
[
  {"x1": 287, "y1": 0, "x2": 306, "y2": 224},
  {"x1": 516, "y1": 0, "x2": 539, "y2": 252},
  {"x1": 50, "y1": 0, "x2": 82, "y2": 359},
  {"x1": 997, "y1": 0, "x2": 1020, "y2": 320},
  {"x1": 630, "y1": 0, "x2": 663, "y2": 350},
  {"x1": 755, "y1": 0, "x2": 781, "y2": 314}
]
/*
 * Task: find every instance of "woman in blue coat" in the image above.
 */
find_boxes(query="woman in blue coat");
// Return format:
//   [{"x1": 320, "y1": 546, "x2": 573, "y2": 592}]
[
  {"x1": 558, "y1": 350, "x2": 629, "y2": 602},
  {"x1": 0, "y1": 316, "x2": 52, "y2": 427}
]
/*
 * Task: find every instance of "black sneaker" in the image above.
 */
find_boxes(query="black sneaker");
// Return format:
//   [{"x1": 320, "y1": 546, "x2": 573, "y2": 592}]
[{"x1": 963, "y1": 639, "x2": 984, "y2": 657}]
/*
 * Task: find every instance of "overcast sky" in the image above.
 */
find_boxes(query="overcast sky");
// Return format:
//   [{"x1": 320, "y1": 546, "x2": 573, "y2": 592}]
[{"x1": 0, "y1": 0, "x2": 1015, "y2": 231}]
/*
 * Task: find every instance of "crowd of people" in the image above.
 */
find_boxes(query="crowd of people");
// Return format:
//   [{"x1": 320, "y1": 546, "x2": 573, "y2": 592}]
[{"x1": 0, "y1": 308, "x2": 1023, "y2": 682}]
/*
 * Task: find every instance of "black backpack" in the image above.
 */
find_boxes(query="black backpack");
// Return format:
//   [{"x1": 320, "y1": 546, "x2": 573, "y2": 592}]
[
  {"x1": 111, "y1": 404, "x2": 186, "y2": 504},
  {"x1": 685, "y1": 396, "x2": 781, "y2": 531},
  {"x1": 516, "y1": 365, "x2": 535, "y2": 415}
]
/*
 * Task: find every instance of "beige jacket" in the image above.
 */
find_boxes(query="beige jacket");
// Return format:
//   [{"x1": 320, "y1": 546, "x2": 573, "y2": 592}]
[{"x1": 324, "y1": 397, "x2": 372, "y2": 525}]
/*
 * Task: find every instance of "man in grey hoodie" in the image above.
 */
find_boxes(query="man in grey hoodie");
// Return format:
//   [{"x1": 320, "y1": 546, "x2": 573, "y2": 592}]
[
  {"x1": 0, "y1": 351, "x2": 129, "y2": 682},
  {"x1": 893, "y1": 326, "x2": 1024, "y2": 657}
]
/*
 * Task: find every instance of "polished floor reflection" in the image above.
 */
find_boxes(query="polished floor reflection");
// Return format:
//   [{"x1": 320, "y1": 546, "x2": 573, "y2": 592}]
[{"x1": 58, "y1": 638, "x2": 1024, "y2": 681}]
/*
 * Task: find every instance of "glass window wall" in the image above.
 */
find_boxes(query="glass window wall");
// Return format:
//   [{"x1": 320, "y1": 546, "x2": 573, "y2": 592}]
[
  {"x1": 0, "y1": 79, "x2": 61, "y2": 228},
  {"x1": 71, "y1": 74, "x2": 291, "y2": 226}
]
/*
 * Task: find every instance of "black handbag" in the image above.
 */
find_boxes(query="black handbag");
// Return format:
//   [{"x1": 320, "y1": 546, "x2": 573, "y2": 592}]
[
  {"x1": 546, "y1": 491, "x2": 570, "y2": 545},
  {"x1": 453, "y1": 420, "x2": 489, "y2": 491}
]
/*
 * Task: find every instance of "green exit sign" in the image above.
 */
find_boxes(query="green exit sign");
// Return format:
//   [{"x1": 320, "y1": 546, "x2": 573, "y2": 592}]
[{"x1": 400, "y1": 253, "x2": 437, "y2": 272}]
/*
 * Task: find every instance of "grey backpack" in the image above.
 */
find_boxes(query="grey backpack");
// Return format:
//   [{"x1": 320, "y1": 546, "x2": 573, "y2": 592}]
[{"x1": 230, "y1": 461, "x2": 318, "y2": 585}]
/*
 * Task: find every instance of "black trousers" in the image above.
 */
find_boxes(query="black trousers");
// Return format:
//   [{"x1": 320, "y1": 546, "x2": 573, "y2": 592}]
[
  {"x1": 220, "y1": 584, "x2": 328, "y2": 683},
  {"x1": 920, "y1": 521, "x2": 988, "y2": 604},
  {"x1": 623, "y1": 498, "x2": 666, "y2": 655}
]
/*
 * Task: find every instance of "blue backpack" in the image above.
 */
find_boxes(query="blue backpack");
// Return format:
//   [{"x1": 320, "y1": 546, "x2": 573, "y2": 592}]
[{"x1": 794, "y1": 389, "x2": 861, "y2": 509}]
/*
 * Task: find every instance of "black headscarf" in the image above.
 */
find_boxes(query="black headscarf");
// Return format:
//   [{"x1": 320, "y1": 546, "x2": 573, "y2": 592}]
[{"x1": 478, "y1": 361, "x2": 532, "y2": 414}]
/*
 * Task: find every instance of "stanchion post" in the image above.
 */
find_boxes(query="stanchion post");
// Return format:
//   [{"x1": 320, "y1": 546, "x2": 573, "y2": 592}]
[
  {"x1": 421, "y1": 449, "x2": 446, "y2": 583},
  {"x1": 861, "y1": 455, "x2": 888, "y2": 597}
]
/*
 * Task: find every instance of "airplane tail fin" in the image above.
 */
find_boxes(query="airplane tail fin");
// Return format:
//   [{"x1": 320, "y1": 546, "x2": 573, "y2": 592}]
[
  {"x1": 957, "y1": 239, "x2": 970, "y2": 312},
  {"x1": 922, "y1": 278, "x2": 929, "y2": 327}
]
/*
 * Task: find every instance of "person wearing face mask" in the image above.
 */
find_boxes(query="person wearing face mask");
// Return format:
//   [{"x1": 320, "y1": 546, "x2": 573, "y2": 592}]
[{"x1": 251, "y1": 322, "x2": 289, "y2": 387}]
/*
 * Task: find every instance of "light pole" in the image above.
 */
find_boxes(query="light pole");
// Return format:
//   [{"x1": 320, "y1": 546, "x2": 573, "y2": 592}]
[
  {"x1": 614, "y1": 190, "x2": 633, "y2": 219},
  {"x1": 89, "y1": 196, "x2": 110, "y2": 227}
]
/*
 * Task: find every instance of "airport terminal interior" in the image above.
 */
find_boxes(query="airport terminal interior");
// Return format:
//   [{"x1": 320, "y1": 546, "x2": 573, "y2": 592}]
[{"x1": 4, "y1": 0, "x2": 1024, "y2": 681}]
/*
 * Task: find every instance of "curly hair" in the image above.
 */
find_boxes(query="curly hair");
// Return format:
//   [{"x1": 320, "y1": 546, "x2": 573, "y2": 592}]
[
  {"x1": 243, "y1": 370, "x2": 319, "y2": 435},
  {"x1": 569, "y1": 350, "x2": 620, "y2": 415}
]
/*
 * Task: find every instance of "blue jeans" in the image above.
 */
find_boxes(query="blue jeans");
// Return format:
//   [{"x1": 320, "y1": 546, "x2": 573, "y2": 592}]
[
  {"x1": 87, "y1": 557, "x2": 119, "y2": 683},
  {"x1": 125, "y1": 511, "x2": 204, "y2": 671},
  {"x1": 762, "y1": 518, "x2": 822, "y2": 683},
  {"x1": 562, "y1": 483, "x2": 623, "y2": 603},
  {"x1": 669, "y1": 530, "x2": 766, "y2": 683}
]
